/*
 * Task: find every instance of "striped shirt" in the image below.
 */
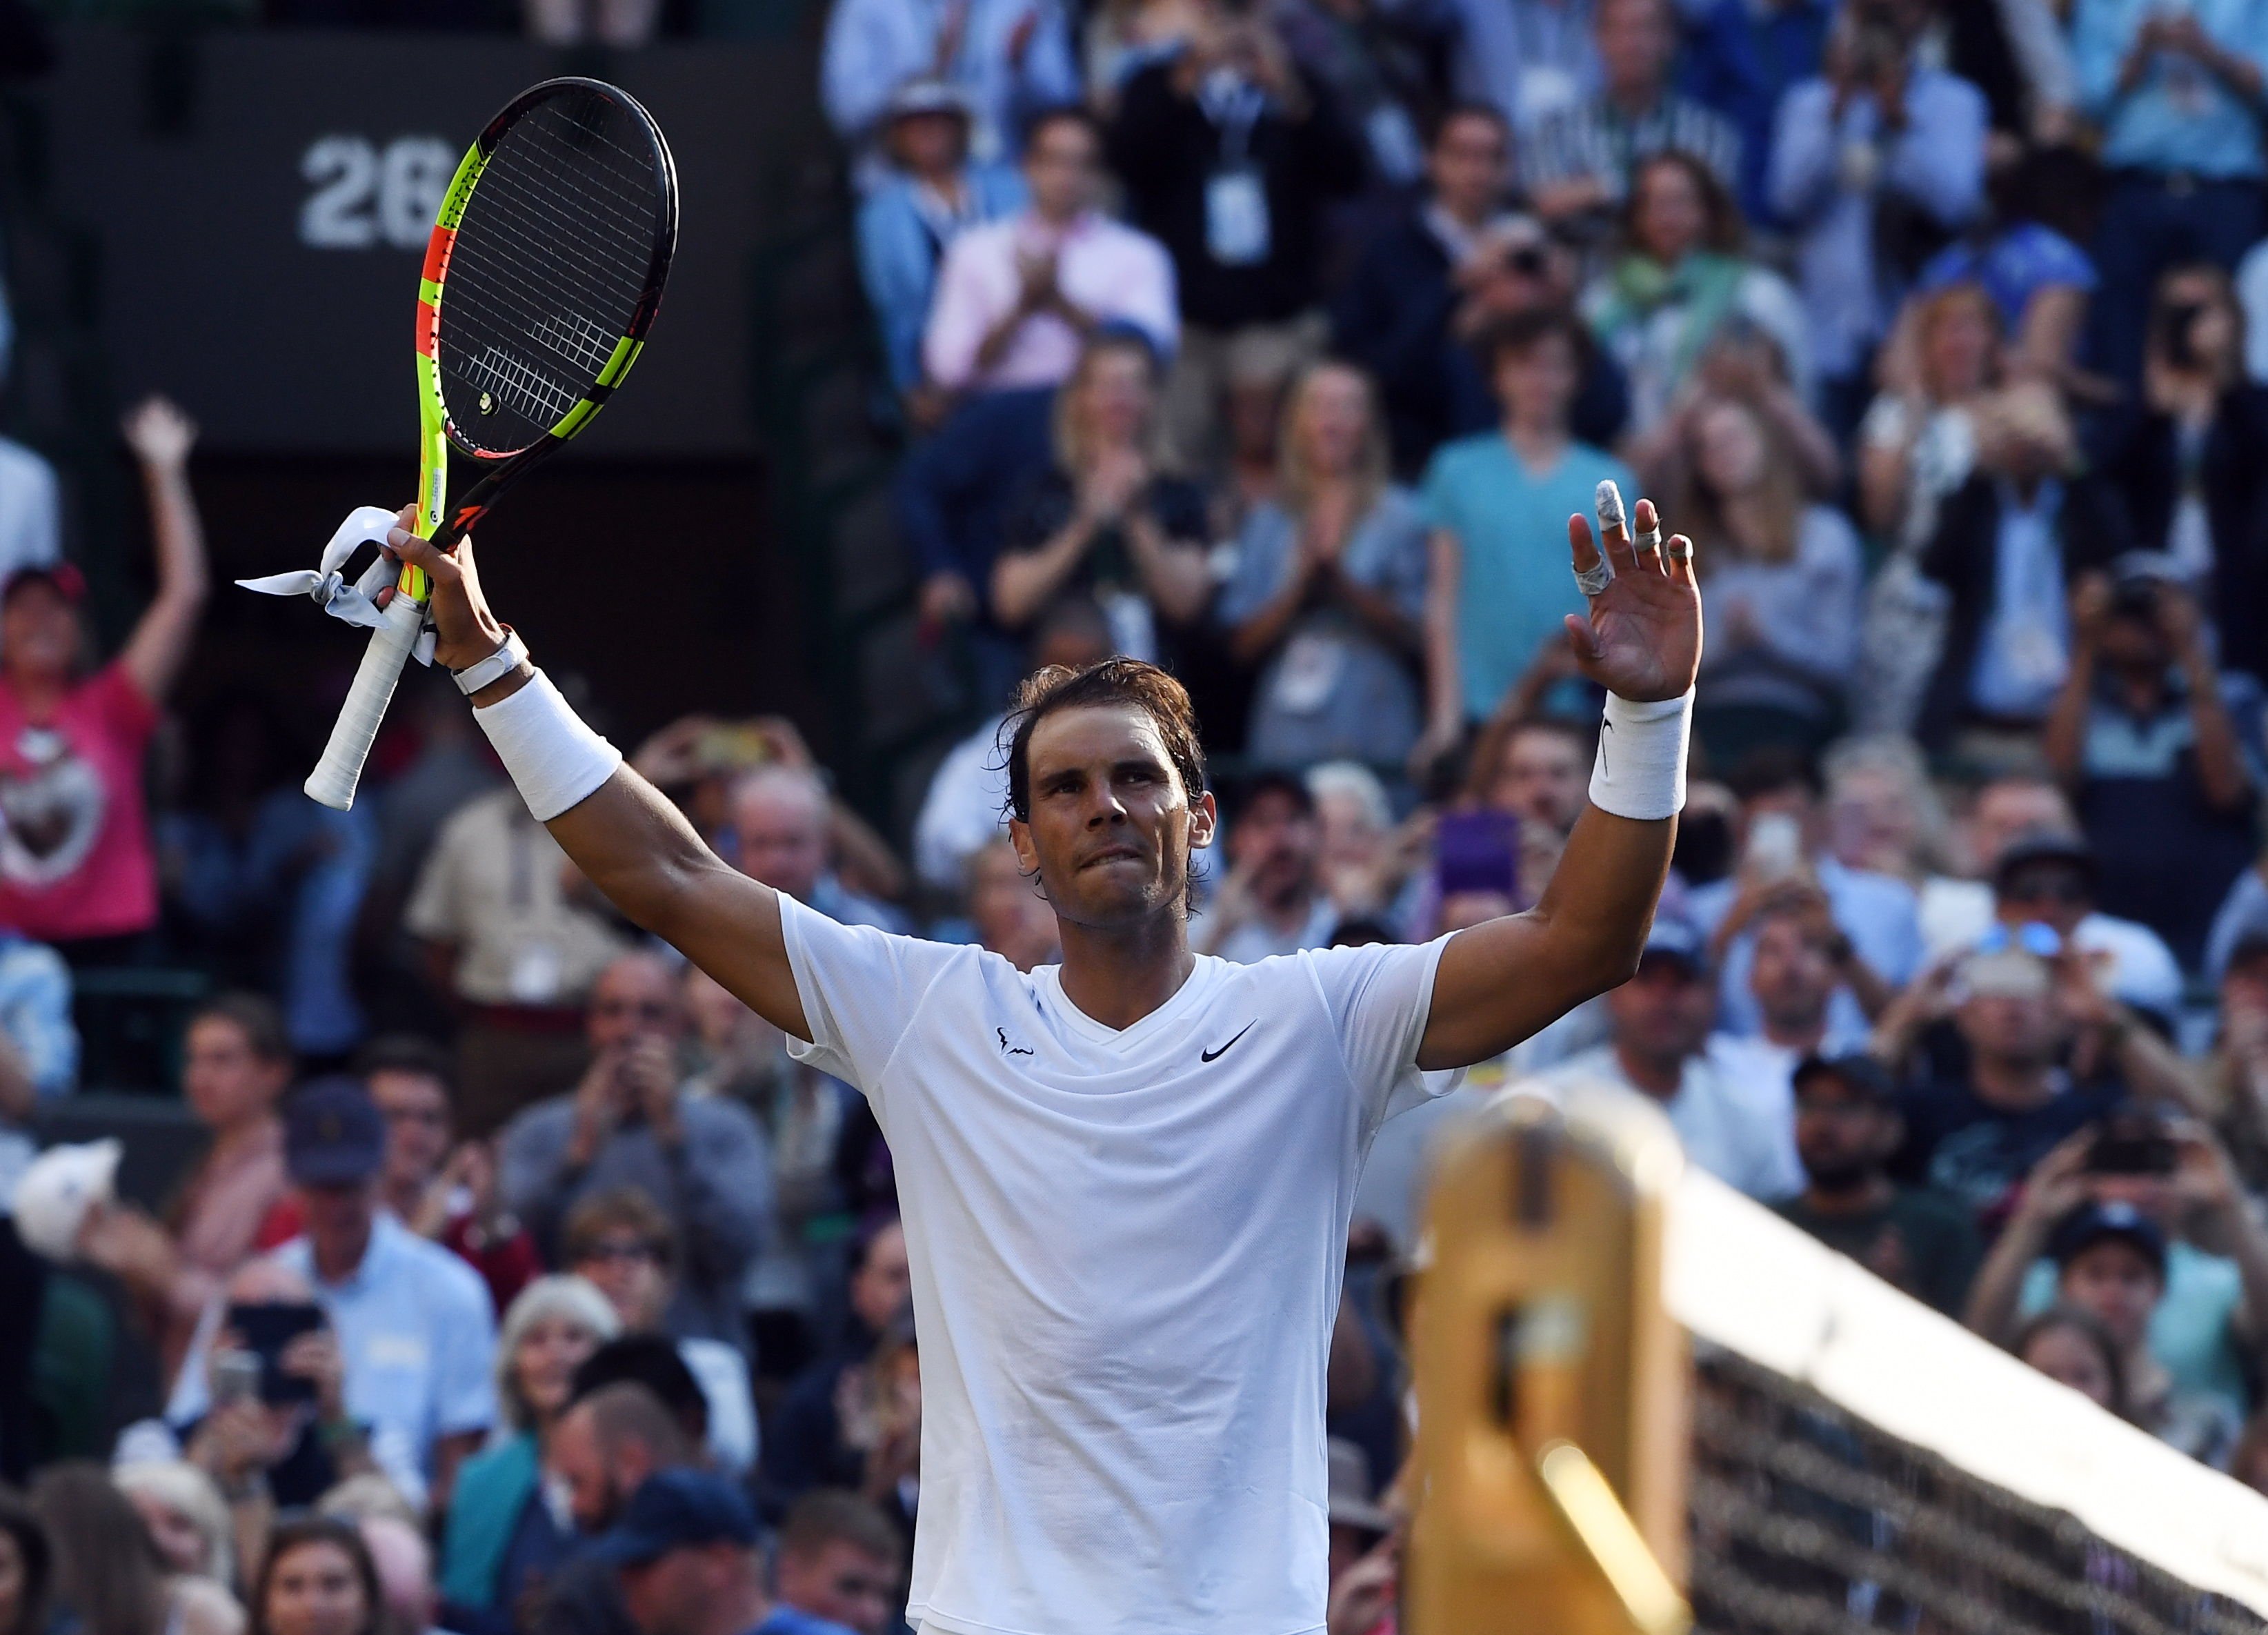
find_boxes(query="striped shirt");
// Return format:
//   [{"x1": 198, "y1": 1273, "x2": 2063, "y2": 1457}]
[{"x1": 1520, "y1": 92, "x2": 1741, "y2": 202}]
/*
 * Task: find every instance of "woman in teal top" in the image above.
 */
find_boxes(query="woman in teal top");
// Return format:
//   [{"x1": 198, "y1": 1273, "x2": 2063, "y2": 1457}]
[{"x1": 439, "y1": 1276, "x2": 617, "y2": 1632}]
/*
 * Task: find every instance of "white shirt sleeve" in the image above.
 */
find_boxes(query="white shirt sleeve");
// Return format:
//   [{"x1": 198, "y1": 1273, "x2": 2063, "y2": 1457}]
[
  {"x1": 778, "y1": 891, "x2": 966, "y2": 1094},
  {"x1": 1301, "y1": 937, "x2": 1462, "y2": 1132}
]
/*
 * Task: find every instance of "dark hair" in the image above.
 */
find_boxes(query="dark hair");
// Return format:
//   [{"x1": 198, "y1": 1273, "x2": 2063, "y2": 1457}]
[
  {"x1": 1328, "y1": 918, "x2": 1400, "y2": 948},
  {"x1": 2009, "y1": 1305, "x2": 2131, "y2": 1422},
  {"x1": 1473, "y1": 306, "x2": 1591, "y2": 375},
  {"x1": 852, "y1": 1213, "x2": 905, "y2": 1279},
  {"x1": 570, "y1": 1338, "x2": 709, "y2": 1446},
  {"x1": 778, "y1": 1490, "x2": 904, "y2": 1567},
  {"x1": 1624, "y1": 148, "x2": 1745, "y2": 258},
  {"x1": 250, "y1": 1517, "x2": 381, "y2": 1635},
  {"x1": 28, "y1": 1465, "x2": 165, "y2": 1635},
  {"x1": 1426, "y1": 99, "x2": 1509, "y2": 150},
  {"x1": 188, "y1": 993, "x2": 292, "y2": 1067},
  {"x1": 1724, "y1": 744, "x2": 1822, "y2": 802},
  {"x1": 1003, "y1": 659, "x2": 1207, "y2": 826},
  {"x1": 563, "y1": 1185, "x2": 680, "y2": 1274},
  {"x1": 0, "y1": 1487, "x2": 51, "y2": 1635},
  {"x1": 1232, "y1": 770, "x2": 1315, "y2": 824},
  {"x1": 1022, "y1": 103, "x2": 1101, "y2": 152},
  {"x1": 350, "y1": 1033, "x2": 454, "y2": 1096}
]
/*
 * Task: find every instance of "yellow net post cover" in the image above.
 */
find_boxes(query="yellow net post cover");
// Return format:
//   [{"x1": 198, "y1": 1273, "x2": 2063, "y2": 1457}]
[{"x1": 1407, "y1": 1091, "x2": 1692, "y2": 1635}]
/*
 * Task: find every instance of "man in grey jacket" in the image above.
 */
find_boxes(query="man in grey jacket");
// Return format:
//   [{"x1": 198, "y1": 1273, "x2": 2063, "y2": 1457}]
[{"x1": 499, "y1": 951, "x2": 774, "y2": 1349}]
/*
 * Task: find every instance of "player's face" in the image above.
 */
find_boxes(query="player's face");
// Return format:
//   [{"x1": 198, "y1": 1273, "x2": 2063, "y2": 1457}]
[{"x1": 1010, "y1": 704, "x2": 1216, "y2": 931}]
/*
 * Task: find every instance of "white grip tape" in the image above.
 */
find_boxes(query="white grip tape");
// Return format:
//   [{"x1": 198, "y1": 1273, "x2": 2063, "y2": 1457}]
[
  {"x1": 473, "y1": 667, "x2": 622, "y2": 822},
  {"x1": 304, "y1": 594, "x2": 424, "y2": 811},
  {"x1": 1589, "y1": 688, "x2": 1693, "y2": 822}
]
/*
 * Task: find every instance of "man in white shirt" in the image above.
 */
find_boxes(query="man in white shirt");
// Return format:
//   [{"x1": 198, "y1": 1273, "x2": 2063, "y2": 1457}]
[
  {"x1": 1541, "y1": 917, "x2": 1804, "y2": 1200},
  {"x1": 382, "y1": 482, "x2": 1702, "y2": 1634}
]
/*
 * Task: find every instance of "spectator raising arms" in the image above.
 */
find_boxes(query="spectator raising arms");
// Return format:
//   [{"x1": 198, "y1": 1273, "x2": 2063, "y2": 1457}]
[
  {"x1": 1913, "y1": 383, "x2": 2125, "y2": 751},
  {"x1": 2044, "y1": 572, "x2": 2256, "y2": 971},
  {"x1": 0, "y1": 397, "x2": 207, "y2": 960},
  {"x1": 922, "y1": 108, "x2": 1177, "y2": 397},
  {"x1": 2072, "y1": 0, "x2": 2268, "y2": 388},
  {"x1": 1105, "y1": 0, "x2": 1362, "y2": 467},
  {"x1": 1769, "y1": 0, "x2": 1986, "y2": 432},
  {"x1": 2092, "y1": 264, "x2": 2268, "y2": 681},
  {"x1": 989, "y1": 332, "x2": 1213, "y2": 660},
  {"x1": 1217, "y1": 361, "x2": 1431, "y2": 773}
]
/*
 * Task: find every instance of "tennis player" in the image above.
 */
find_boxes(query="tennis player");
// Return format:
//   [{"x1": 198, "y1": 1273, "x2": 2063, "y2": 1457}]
[{"x1": 383, "y1": 479, "x2": 1700, "y2": 1635}]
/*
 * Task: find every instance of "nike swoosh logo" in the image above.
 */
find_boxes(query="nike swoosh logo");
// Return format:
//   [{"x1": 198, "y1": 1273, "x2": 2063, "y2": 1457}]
[{"x1": 1201, "y1": 1021, "x2": 1257, "y2": 1063}]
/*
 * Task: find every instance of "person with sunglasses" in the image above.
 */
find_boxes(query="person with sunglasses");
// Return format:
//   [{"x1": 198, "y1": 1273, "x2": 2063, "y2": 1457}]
[{"x1": 499, "y1": 953, "x2": 776, "y2": 1358}]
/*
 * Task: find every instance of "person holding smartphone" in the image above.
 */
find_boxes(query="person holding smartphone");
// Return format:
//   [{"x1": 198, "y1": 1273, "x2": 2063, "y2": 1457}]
[
  {"x1": 175, "y1": 1256, "x2": 377, "y2": 1580},
  {"x1": 1964, "y1": 1112, "x2": 2268, "y2": 1465}
]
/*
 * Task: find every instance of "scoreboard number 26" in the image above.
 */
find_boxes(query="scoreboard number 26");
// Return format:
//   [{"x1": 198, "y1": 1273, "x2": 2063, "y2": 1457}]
[{"x1": 299, "y1": 135, "x2": 457, "y2": 251}]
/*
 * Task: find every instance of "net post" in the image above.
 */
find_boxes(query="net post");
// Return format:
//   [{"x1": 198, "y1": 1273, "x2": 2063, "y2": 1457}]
[{"x1": 1406, "y1": 1091, "x2": 1691, "y2": 1634}]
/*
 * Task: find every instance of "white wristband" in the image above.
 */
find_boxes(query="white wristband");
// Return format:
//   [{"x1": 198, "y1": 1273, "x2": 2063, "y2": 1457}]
[
  {"x1": 472, "y1": 668, "x2": 622, "y2": 822},
  {"x1": 1588, "y1": 689, "x2": 1692, "y2": 821}
]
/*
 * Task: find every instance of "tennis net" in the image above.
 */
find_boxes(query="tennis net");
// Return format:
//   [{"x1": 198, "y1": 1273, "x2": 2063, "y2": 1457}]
[{"x1": 1665, "y1": 1175, "x2": 2268, "y2": 1635}]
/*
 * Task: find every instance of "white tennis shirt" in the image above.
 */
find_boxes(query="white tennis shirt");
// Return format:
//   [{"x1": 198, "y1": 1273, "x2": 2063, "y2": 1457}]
[{"x1": 778, "y1": 895, "x2": 1458, "y2": 1635}]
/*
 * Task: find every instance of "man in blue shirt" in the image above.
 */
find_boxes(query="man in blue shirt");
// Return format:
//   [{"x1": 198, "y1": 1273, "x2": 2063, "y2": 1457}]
[
  {"x1": 169, "y1": 1076, "x2": 499, "y2": 1510},
  {"x1": 603, "y1": 1469, "x2": 858, "y2": 1635},
  {"x1": 2073, "y1": 0, "x2": 2268, "y2": 384}
]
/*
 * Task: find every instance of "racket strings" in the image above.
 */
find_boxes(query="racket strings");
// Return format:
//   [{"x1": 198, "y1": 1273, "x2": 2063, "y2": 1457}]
[{"x1": 436, "y1": 89, "x2": 667, "y2": 454}]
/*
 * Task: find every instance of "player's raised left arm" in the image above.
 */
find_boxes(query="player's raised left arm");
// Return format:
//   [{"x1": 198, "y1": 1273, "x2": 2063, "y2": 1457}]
[{"x1": 1417, "y1": 488, "x2": 1701, "y2": 1071}]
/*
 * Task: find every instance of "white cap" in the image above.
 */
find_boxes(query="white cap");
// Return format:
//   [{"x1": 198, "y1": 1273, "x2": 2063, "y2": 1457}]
[{"x1": 12, "y1": 1138, "x2": 121, "y2": 1262}]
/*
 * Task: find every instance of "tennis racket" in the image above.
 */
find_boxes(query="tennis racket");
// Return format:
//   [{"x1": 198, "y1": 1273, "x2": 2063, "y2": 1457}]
[{"x1": 302, "y1": 76, "x2": 677, "y2": 811}]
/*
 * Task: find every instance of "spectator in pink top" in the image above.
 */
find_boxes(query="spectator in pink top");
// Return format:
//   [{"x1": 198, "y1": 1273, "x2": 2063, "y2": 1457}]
[
  {"x1": 0, "y1": 397, "x2": 208, "y2": 961},
  {"x1": 921, "y1": 106, "x2": 1177, "y2": 395}
]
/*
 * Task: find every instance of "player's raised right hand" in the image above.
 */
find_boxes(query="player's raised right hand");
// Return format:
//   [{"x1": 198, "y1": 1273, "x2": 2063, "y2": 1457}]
[{"x1": 377, "y1": 504, "x2": 510, "y2": 672}]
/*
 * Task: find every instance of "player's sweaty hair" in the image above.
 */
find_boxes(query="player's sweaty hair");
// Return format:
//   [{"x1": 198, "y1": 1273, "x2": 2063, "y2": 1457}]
[{"x1": 1002, "y1": 658, "x2": 1208, "y2": 825}]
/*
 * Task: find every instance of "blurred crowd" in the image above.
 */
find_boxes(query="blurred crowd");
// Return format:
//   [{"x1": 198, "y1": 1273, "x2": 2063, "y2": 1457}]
[{"x1": 6, "y1": 0, "x2": 2268, "y2": 1629}]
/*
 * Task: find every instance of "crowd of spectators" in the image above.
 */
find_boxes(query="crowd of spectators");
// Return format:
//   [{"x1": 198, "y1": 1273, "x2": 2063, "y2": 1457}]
[{"x1": 12, "y1": 0, "x2": 2268, "y2": 1629}]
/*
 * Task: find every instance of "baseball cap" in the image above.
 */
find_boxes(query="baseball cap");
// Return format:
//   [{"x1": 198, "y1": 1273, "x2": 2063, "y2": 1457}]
[
  {"x1": 1638, "y1": 916, "x2": 1707, "y2": 975},
  {"x1": 284, "y1": 1076, "x2": 386, "y2": 1187},
  {"x1": 595, "y1": 1469, "x2": 762, "y2": 1566},
  {"x1": 1993, "y1": 831, "x2": 2098, "y2": 894},
  {"x1": 2047, "y1": 1201, "x2": 2167, "y2": 1278},
  {"x1": 0, "y1": 562, "x2": 87, "y2": 609},
  {"x1": 9, "y1": 1138, "x2": 121, "y2": 1262},
  {"x1": 1790, "y1": 1053, "x2": 1896, "y2": 1107},
  {"x1": 1326, "y1": 1438, "x2": 1391, "y2": 1534}
]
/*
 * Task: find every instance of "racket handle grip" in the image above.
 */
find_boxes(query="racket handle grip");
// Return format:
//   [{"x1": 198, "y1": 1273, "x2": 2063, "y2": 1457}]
[{"x1": 305, "y1": 595, "x2": 424, "y2": 811}]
